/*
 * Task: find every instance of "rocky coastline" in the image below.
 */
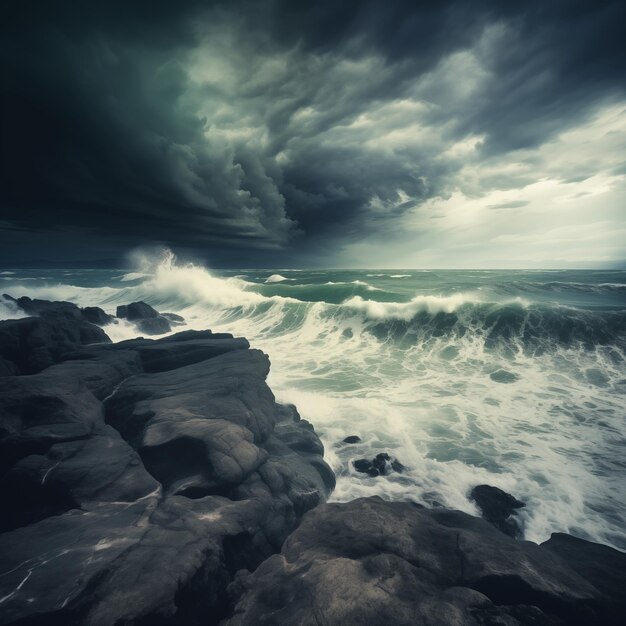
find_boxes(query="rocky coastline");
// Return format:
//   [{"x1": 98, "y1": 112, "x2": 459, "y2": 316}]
[{"x1": 0, "y1": 295, "x2": 624, "y2": 625}]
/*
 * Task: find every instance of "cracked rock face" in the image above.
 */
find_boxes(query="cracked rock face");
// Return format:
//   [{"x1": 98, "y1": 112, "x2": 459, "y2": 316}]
[
  {"x1": 0, "y1": 321, "x2": 334, "y2": 626},
  {"x1": 224, "y1": 497, "x2": 626, "y2": 626}
]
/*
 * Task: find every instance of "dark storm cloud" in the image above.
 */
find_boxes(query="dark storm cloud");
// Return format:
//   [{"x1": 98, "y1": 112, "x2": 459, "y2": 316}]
[
  {"x1": 1, "y1": 1, "x2": 297, "y2": 251},
  {"x1": 1, "y1": 0, "x2": 625, "y2": 265}
]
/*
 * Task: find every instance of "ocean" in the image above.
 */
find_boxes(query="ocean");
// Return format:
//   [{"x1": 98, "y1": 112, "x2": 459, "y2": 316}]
[{"x1": 1, "y1": 252, "x2": 625, "y2": 550}]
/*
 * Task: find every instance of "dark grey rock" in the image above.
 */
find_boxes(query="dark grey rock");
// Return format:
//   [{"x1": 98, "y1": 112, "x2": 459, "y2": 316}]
[
  {"x1": 470, "y1": 484, "x2": 526, "y2": 538},
  {"x1": 542, "y1": 533, "x2": 626, "y2": 613},
  {"x1": 353, "y1": 458, "x2": 379, "y2": 476},
  {"x1": 0, "y1": 323, "x2": 334, "y2": 625},
  {"x1": 353, "y1": 452, "x2": 405, "y2": 477},
  {"x1": 0, "y1": 356, "x2": 19, "y2": 376},
  {"x1": 0, "y1": 315, "x2": 111, "y2": 375},
  {"x1": 50, "y1": 348, "x2": 143, "y2": 399},
  {"x1": 126, "y1": 335, "x2": 249, "y2": 372},
  {"x1": 0, "y1": 500, "x2": 154, "y2": 625},
  {"x1": 3, "y1": 294, "x2": 113, "y2": 329},
  {"x1": 134, "y1": 315, "x2": 172, "y2": 335},
  {"x1": 8, "y1": 295, "x2": 83, "y2": 321},
  {"x1": 116, "y1": 301, "x2": 173, "y2": 335},
  {"x1": 225, "y1": 497, "x2": 626, "y2": 626},
  {"x1": 342, "y1": 435, "x2": 361, "y2": 444},
  {"x1": 0, "y1": 369, "x2": 159, "y2": 533},
  {"x1": 65, "y1": 330, "x2": 249, "y2": 374},
  {"x1": 116, "y1": 301, "x2": 160, "y2": 320},
  {"x1": 81, "y1": 306, "x2": 114, "y2": 325},
  {"x1": 103, "y1": 349, "x2": 331, "y2": 499}
]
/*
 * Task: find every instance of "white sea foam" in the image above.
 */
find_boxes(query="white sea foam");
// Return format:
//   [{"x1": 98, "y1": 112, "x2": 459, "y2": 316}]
[
  {"x1": 0, "y1": 299, "x2": 26, "y2": 320},
  {"x1": 118, "y1": 272, "x2": 149, "y2": 282},
  {"x1": 342, "y1": 293, "x2": 483, "y2": 320},
  {"x1": 101, "y1": 319, "x2": 145, "y2": 343}
]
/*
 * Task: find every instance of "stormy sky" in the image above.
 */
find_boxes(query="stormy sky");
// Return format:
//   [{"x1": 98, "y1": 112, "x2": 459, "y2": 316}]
[{"x1": 1, "y1": 0, "x2": 625, "y2": 268}]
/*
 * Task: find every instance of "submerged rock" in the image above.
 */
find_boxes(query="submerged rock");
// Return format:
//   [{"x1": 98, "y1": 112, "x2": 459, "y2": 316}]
[
  {"x1": 225, "y1": 497, "x2": 626, "y2": 626},
  {"x1": 470, "y1": 484, "x2": 526, "y2": 538},
  {"x1": 342, "y1": 435, "x2": 361, "y2": 444},
  {"x1": 353, "y1": 452, "x2": 405, "y2": 477}
]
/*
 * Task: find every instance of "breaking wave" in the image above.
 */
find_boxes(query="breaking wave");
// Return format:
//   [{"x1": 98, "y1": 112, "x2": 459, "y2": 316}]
[{"x1": 2, "y1": 250, "x2": 626, "y2": 550}]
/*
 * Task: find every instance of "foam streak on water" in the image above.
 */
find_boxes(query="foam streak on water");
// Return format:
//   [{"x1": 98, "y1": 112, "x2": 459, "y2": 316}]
[{"x1": 2, "y1": 250, "x2": 625, "y2": 550}]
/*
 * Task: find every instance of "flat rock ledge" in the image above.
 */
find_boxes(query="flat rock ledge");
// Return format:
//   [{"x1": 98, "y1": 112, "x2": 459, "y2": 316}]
[
  {"x1": 0, "y1": 313, "x2": 334, "y2": 625},
  {"x1": 225, "y1": 497, "x2": 626, "y2": 626}
]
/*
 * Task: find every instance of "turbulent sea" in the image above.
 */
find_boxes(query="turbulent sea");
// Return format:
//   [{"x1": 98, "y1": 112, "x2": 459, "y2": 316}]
[{"x1": 2, "y1": 254, "x2": 625, "y2": 550}]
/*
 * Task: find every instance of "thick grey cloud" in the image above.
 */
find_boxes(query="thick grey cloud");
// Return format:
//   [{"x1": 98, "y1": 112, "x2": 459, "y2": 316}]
[{"x1": 1, "y1": 0, "x2": 624, "y2": 266}]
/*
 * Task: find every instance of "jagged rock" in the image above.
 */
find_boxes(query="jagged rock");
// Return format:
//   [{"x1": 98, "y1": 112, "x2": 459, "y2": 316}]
[
  {"x1": 353, "y1": 452, "x2": 405, "y2": 477},
  {"x1": 470, "y1": 484, "x2": 526, "y2": 538},
  {"x1": 0, "y1": 315, "x2": 110, "y2": 375},
  {"x1": 225, "y1": 497, "x2": 626, "y2": 626},
  {"x1": 116, "y1": 301, "x2": 160, "y2": 320},
  {"x1": 103, "y1": 349, "x2": 315, "y2": 495},
  {"x1": 0, "y1": 369, "x2": 159, "y2": 533},
  {"x1": 5, "y1": 294, "x2": 83, "y2": 321},
  {"x1": 542, "y1": 533, "x2": 626, "y2": 610},
  {"x1": 3, "y1": 295, "x2": 112, "y2": 327},
  {"x1": 135, "y1": 316, "x2": 172, "y2": 335},
  {"x1": 116, "y1": 301, "x2": 172, "y2": 335},
  {"x1": 0, "y1": 322, "x2": 333, "y2": 626},
  {"x1": 48, "y1": 348, "x2": 143, "y2": 399},
  {"x1": 81, "y1": 306, "x2": 114, "y2": 325}
]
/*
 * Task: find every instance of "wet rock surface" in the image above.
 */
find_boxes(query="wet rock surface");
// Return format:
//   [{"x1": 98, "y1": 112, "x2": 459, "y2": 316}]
[
  {"x1": 470, "y1": 484, "x2": 526, "y2": 538},
  {"x1": 0, "y1": 311, "x2": 333, "y2": 626},
  {"x1": 225, "y1": 497, "x2": 626, "y2": 626},
  {"x1": 0, "y1": 294, "x2": 111, "y2": 375},
  {"x1": 353, "y1": 452, "x2": 406, "y2": 476},
  {"x1": 116, "y1": 300, "x2": 179, "y2": 335}
]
